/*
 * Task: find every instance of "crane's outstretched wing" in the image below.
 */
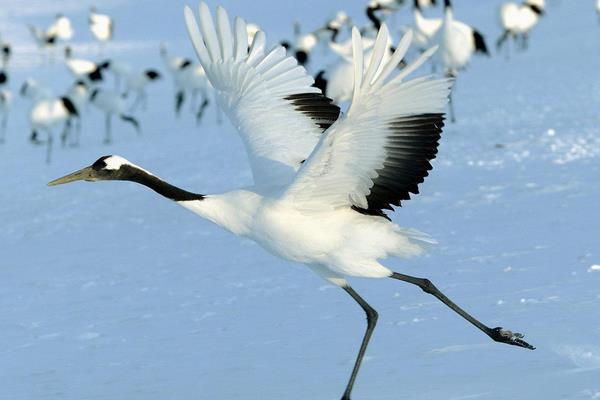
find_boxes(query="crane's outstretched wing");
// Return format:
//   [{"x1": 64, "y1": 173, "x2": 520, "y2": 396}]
[
  {"x1": 283, "y1": 26, "x2": 452, "y2": 219},
  {"x1": 184, "y1": 2, "x2": 340, "y2": 188}
]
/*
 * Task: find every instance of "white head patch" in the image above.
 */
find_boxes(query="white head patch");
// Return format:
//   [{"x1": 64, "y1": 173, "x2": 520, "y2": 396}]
[{"x1": 103, "y1": 155, "x2": 131, "y2": 170}]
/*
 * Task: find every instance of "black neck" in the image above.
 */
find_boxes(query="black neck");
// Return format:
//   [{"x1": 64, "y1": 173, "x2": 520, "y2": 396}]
[
  {"x1": 444, "y1": 0, "x2": 451, "y2": 9},
  {"x1": 326, "y1": 25, "x2": 339, "y2": 42},
  {"x1": 413, "y1": 0, "x2": 421, "y2": 11},
  {"x1": 122, "y1": 166, "x2": 205, "y2": 202},
  {"x1": 366, "y1": 6, "x2": 382, "y2": 30},
  {"x1": 528, "y1": 4, "x2": 543, "y2": 15}
]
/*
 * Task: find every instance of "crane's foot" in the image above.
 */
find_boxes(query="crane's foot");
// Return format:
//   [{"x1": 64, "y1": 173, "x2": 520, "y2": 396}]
[{"x1": 489, "y1": 327, "x2": 535, "y2": 350}]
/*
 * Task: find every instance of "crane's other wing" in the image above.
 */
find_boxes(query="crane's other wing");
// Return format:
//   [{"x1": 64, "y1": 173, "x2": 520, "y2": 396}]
[
  {"x1": 184, "y1": 2, "x2": 340, "y2": 188},
  {"x1": 283, "y1": 26, "x2": 452, "y2": 219}
]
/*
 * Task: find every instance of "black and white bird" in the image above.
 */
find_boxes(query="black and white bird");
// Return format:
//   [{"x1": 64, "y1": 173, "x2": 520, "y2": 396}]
[
  {"x1": 47, "y1": 14, "x2": 75, "y2": 42},
  {"x1": 316, "y1": 33, "x2": 404, "y2": 104},
  {"x1": 0, "y1": 89, "x2": 10, "y2": 143},
  {"x1": 319, "y1": 10, "x2": 352, "y2": 42},
  {"x1": 160, "y1": 44, "x2": 214, "y2": 123},
  {"x1": 497, "y1": 0, "x2": 545, "y2": 53},
  {"x1": 61, "y1": 80, "x2": 91, "y2": 146},
  {"x1": 366, "y1": 0, "x2": 402, "y2": 30},
  {"x1": 64, "y1": 46, "x2": 108, "y2": 84},
  {"x1": 21, "y1": 79, "x2": 79, "y2": 163},
  {"x1": 89, "y1": 88, "x2": 140, "y2": 144},
  {"x1": 29, "y1": 25, "x2": 58, "y2": 58},
  {"x1": 281, "y1": 22, "x2": 320, "y2": 67},
  {"x1": 48, "y1": 3, "x2": 534, "y2": 399},
  {"x1": 123, "y1": 69, "x2": 162, "y2": 111},
  {"x1": 89, "y1": 6, "x2": 113, "y2": 47},
  {"x1": 1, "y1": 36, "x2": 11, "y2": 68},
  {"x1": 412, "y1": 0, "x2": 442, "y2": 51},
  {"x1": 432, "y1": 0, "x2": 489, "y2": 122}
]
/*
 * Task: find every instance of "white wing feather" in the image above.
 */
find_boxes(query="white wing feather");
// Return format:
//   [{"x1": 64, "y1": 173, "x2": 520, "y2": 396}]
[
  {"x1": 283, "y1": 26, "x2": 452, "y2": 214},
  {"x1": 184, "y1": 2, "x2": 340, "y2": 188}
]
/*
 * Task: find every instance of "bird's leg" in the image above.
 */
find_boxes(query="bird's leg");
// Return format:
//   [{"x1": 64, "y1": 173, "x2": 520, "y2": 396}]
[
  {"x1": 175, "y1": 90, "x2": 185, "y2": 117},
  {"x1": 496, "y1": 30, "x2": 509, "y2": 52},
  {"x1": 390, "y1": 272, "x2": 535, "y2": 350},
  {"x1": 141, "y1": 90, "x2": 148, "y2": 111},
  {"x1": 60, "y1": 118, "x2": 72, "y2": 147},
  {"x1": 0, "y1": 112, "x2": 6, "y2": 143},
  {"x1": 104, "y1": 114, "x2": 112, "y2": 144},
  {"x1": 196, "y1": 95, "x2": 209, "y2": 125},
  {"x1": 447, "y1": 84, "x2": 456, "y2": 124},
  {"x1": 74, "y1": 117, "x2": 81, "y2": 147},
  {"x1": 340, "y1": 285, "x2": 378, "y2": 400},
  {"x1": 214, "y1": 90, "x2": 222, "y2": 125},
  {"x1": 522, "y1": 33, "x2": 529, "y2": 50},
  {"x1": 190, "y1": 89, "x2": 198, "y2": 112},
  {"x1": 130, "y1": 92, "x2": 141, "y2": 112},
  {"x1": 46, "y1": 129, "x2": 53, "y2": 164}
]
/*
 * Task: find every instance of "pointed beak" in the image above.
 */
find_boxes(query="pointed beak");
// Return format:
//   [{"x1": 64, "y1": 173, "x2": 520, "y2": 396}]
[{"x1": 47, "y1": 166, "x2": 95, "y2": 186}]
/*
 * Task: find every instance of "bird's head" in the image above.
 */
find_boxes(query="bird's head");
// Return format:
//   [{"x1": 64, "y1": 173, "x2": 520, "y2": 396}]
[{"x1": 48, "y1": 155, "x2": 139, "y2": 186}]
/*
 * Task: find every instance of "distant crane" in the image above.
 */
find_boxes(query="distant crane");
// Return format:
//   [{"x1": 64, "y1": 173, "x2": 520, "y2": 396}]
[
  {"x1": 21, "y1": 79, "x2": 79, "y2": 163},
  {"x1": 497, "y1": 0, "x2": 545, "y2": 54},
  {"x1": 432, "y1": 0, "x2": 489, "y2": 122},
  {"x1": 89, "y1": 6, "x2": 113, "y2": 50},
  {"x1": 49, "y1": 3, "x2": 534, "y2": 399}
]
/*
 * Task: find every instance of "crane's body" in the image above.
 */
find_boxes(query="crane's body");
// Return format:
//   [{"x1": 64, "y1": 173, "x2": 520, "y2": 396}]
[
  {"x1": 180, "y1": 188, "x2": 428, "y2": 283},
  {"x1": 49, "y1": 3, "x2": 534, "y2": 399}
]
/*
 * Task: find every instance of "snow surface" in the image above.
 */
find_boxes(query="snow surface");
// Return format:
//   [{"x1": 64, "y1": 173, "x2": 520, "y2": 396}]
[{"x1": 1, "y1": 1, "x2": 599, "y2": 399}]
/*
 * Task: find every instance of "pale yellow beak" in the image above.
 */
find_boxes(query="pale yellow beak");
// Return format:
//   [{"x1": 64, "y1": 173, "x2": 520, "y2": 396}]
[{"x1": 47, "y1": 166, "x2": 95, "y2": 186}]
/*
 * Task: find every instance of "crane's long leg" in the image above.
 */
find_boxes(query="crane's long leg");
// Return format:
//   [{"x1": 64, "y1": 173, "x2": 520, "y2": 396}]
[
  {"x1": 45, "y1": 129, "x2": 53, "y2": 164},
  {"x1": 0, "y1": 112, "x2": 7, "y2": 143},
  {"x1": 341, "y1": 285, "x2": 378, "y2": 400},
  {"x1": 390, "y1": 272, "x2": 535, "y2": 350},
  {"x1": 104, "y1": 113, "x2": 112, "y2": 144}
]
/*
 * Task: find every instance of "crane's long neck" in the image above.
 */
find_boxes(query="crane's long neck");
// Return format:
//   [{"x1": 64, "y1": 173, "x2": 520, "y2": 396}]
[
  {"x1": 118, "y1": 165, "x2": 253, "y2": 236},
  {"x1": 124, "y1": 167, "x2": 205, "y2": 202},
  {"x1": 366, "y1": 6, "x2": 382, "y2": 30}
]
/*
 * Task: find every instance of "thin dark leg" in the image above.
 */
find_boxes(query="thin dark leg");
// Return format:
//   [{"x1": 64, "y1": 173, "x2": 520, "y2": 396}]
[
  {"x1": 448, "y1": 89, "x2": 456, "y2": 124},
  {"x1": 104, "y1": 114, "x2": 112, "y2": 144},
  {"x1": 390, "y1": 272, "x2": 535, "y2": 350},
  {"x1": 340, "y1": 285, "x2": 378, "y2": 400},
  {"x1": 46, "y1": 129, "x2": 53, "y2": 164}
]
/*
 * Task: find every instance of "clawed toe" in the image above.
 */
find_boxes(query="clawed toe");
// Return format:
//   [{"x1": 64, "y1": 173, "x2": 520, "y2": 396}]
[{"x1": 489, "y1": 327, "x2": 535, "y2": 350}]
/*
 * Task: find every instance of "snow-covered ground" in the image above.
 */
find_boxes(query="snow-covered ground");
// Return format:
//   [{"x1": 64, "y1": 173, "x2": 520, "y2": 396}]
[{"x1": 1, "y1": 1, "x2": 599, "y2": 399}]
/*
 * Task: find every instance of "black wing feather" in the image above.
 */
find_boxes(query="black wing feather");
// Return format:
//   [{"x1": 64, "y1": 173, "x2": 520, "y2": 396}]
[
  {"x1": 284, "y1": 92, "x2": 341, "y2": 132},
  {"x1": 353, "y1": 113, "x2": 444, "y2": 219}
]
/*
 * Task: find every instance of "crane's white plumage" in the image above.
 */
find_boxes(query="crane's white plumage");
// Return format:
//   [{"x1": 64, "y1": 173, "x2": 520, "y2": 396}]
[
  {"x1": 48, "y1": 4, "x2": 534, "y2": 397},
  {"x1": 47, "y1": 14, "x2": 74, "y2": 41},
  {"x1": 89, "y1": 8, "x2": 113, "y2": 43},
  {"x1": 185, "y1": 4, "x2": 340, "y2": 187},
  {"x1": 498, "y1": 0, "x2": 545, "y2": 51},
  {"x1": 182, "y1": 2, "x2": 450, "y2": 282}
]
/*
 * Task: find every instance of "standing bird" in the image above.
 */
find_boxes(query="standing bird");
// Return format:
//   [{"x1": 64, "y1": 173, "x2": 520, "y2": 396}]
[
  {"x1": 21, "y1": 80, "x2": 79, "y2": 163},
  {"x1": 64, "y1": 46, "x2": 108, "y2": 84},
  {"x1": 1, "y1": 36, "x2": 11, "y2": 68},
  {"x1": 0, "y1": 68, "x2": 10, "y2": 142},
  {"x1": 412, "y1": 0, "x2": 442, "y2": 51},
  {"x1": 47, "y1": 14, "x2": 75, "y2": 42},
  {"x1": 48, "y1": 3, "x2": 534, "y2": 400},
  {"x1": 0, "y1": 89, "x2": 10, "y2": 143},
  {"x1": 497, "y1": 0, "x2": 545, "y2": 53},
  {"x1": 432, "y1": 0, "x2": 489, "y2": 122},
  {"x1": 89, "y1": 7, "x2": 113, "y2": 49},
  {"x1": 29, "y1": 24, "x2": 58, "y2": 61},
  {"x1": 89, "y1": 88, "x2": 140, "y2": 144},
  {"x1": 160, "y1": 45, "x2": 214, "y2": 123},
  {"x1": 123, "y1": 69, "x2": 162, "y2": 111}
]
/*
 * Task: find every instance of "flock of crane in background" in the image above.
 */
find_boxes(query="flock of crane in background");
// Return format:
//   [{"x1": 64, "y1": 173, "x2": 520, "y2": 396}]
[{"x1": 0, "y1": 0, "x2": 594, "y2": 163}]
